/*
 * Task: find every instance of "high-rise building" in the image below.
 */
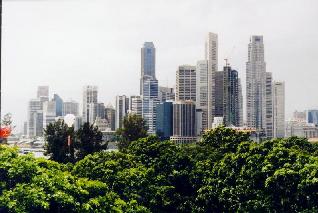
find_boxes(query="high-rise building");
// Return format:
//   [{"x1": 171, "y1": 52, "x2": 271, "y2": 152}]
[
  {"x1": 170, "y1": 101, "x2": 196, "y2": 145},
  {"x1": 63, "y1": 100, "x2": 79, "y2": 116},
  {"x1": 306, "y1": 110, "x2": 318, "y2": 126},
  {"x1": 115, "y1": 95, "x2": 129, "y2": 129},
  {"x1": 273, "y1": 81, "x2": 285, "y2": 138},
  {"x1": 196, "y1": 60, "x2": 208, "y2": 132},
  {"x1": 176, "y1": 65, "x2": 196, "y2": 101},
  {"x1": 105, "y1": 104, "x2": 116, "y2": 131},
  {"x1": 142, "y1": 76, "x2": 159, "y2": 134},
  {"x1": 37, "y1": 86, "x2": 49, "y2": 99},
  {"x1": 140, "y1": 42, "x2": 156, "y2": 95},
  {"x1": 53, "y1": 94, "x2": 63, "y2": 116},
  {"x1": 156, "y1": 101, "x2": 173, "y2": 140},
  {"x1": 27, "y1": 99, "x2": 42, "y2": 137},
  {"x1": 129, "y1": 96, "x2": 143, "y2": 117},
  {"x1": 88, "y1": 103, "x2": 105, "y2": 124},
  {"x1": 205, "y1": 32, "x2": 218, "y2": 128},
  {"x1": 238, "y1": 79, "x2": 243, "y2": 126},
  {"x1": 246, "y1": 35, "x2": 273, "y2": 138},
  {"x1": 43, "y1": 100, "x2": 56, "y2": 129},
  {"x1": 82, "y1": 86, "x2": 98, "y2": 123},
  {"x1": 158, "y1": 86, "x2": 175, "y2": 103}
]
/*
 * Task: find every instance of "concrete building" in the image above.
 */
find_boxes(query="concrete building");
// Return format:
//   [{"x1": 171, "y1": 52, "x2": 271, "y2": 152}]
[
  {"x1": 265, "y1": 72, "x2": 273, "y2": 138},
  {"x1": 140, "y1": 42, "x2": 156, "y2": 95},
  {"x1": 27, "y1": 99, "x2": 42, "y2": 137},
  {"x1": 63, "y1": 100, "x2": 79, "y2": 116},
  {"x1": 238, "y1": 79, "x2": 244, "y2": 127},
  {"x1": 105, "y1": 104, "x2": 116, "y2": 131},
  {"x1": 82, "y1": 86, "x2": 98, "y2": 123},
  {"x1": 196, "y1": 60, "x2": 208, "y2": 132},
  {"x1": 115, "y1": 95, "x2": 129, "y2": 129},
  {"x1": 88, "y1": 103, "x2": 105, "y2": 124},
  {"x1": 159, "y1": 86, "x2": 175, "y2": 102},
  {"x1": 176, "y1": 65, "x2": 196, "y2": 101},
  {"x1": 286, "y1": 120, "x2": 318, "y2": 139},
  {"x1": 156, "y1": 101, "x2": 173, "y2": 140},
  {"x1": 273, "y1": 81, "x2": 285, "y2": 138},
  {"x1": 246, "y1": 35, "x2": 273, "y2": 138},
  {"x1": 53, "y1": 94, "x2": 63, "y2": 117},
  {"x1": 43, "y1": 100, "x2": 56, "y2": 129},
  {"x1": 205, "y1": 32, "x2": 218, "y2": 128},
  {"x1": 129, "y1": 95, "x2": 143, "y2": 117},
  {"x1": 170, "y1": 101, "x2": 196, "y2": 145}
]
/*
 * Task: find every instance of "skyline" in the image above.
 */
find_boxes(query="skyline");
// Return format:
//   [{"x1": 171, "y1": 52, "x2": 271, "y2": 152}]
[{"x1": 2, "y1": 0, "x2": 318, "y2": 131}]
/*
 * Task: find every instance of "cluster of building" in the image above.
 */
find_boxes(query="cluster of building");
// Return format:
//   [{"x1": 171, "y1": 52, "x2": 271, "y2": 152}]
[{"x1": 25, "y1": 32, "x2": 287, "y2": 144}]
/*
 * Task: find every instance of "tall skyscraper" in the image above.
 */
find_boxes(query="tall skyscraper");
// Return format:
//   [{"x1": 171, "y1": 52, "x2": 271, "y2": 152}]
[
  {"x1": 82, "y1": 86, "x2": 98, "y2": 123},
  {"x1": 265, "y1": 72, "x2": 273, "y2": 138},
  {"x1": 246, "y1": 35, "x2": 272, "y2": 138},
  {"x1": 115, "y1": 95, "x2": 129, "y2": 129},
  {"x1": 43, "y1": 100, "x2": 56, "y2": 129},
  {"x1": 27, "y1": 99, "x2": 42, "y2": 137},
  {"x1": 53, "y1": 94, "x2": 63, "y2": 116},
  {"x1": 176, "y1": 65, "x2": 196, "y2": 101},
  {"x1": 156, "y1": 101, "x2": 173, "y2": 140},
  {"x1": 140, "y1": 42, "x2": 156, "y2": 95},
  {"x1": 170, "y1": 101, "x2": 196, "y2": 145},
  {"x1": 238, "y1": 79, "x2": 243, "y2": 126},
  {"x1": 63, "y1": 100, "x2": 79, "y2": 116},
  {"x1": 88, "y1": 103, "x2": 105, "y2": 124},
  {"x1": 205, "y1": 32, "x2": 218, "y2": 128},
  {"x1": 196, "y1": 60, "x2": 208, "y2": 131},
  {"x1": 273, "y1": 81, "x2": 285, "y2": 138}
]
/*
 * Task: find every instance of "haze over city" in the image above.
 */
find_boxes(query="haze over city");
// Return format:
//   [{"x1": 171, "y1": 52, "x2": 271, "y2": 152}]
[{"x1": 2, "y1": 0, "x2": 318, "y2": 131}]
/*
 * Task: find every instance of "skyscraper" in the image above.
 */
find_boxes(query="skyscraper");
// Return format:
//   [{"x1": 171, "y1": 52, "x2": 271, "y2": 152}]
[
  {"x1": 140, "y1": 42, "x2": 156, "y2": 95},
  {"x1": 115, "y1": 95, "x2": 129, "y2": 129},
  {"x1": 63, "y1": 100, "x2": 79, "y2": 116},
  {"x1": 273, "y1": 81, "x2": 285, "y2": 138},
  {"x1": 238, "y1": 79, "x2": 243, "y2": 126},
  {"x1": 53, "y1": 94, "x2": 63, "y2": 117},
  {"x1": 246, "y1": 35, "x2": 272, "y2": 137},
  {"x1": 105, "y1": 104, "x2": 116, "y2": 131},
  {"x1": 27, "y1": 99, "x2": 42, "y2": 137},
  {"x1": 158, "y1": 86, "x2": 175, "y2": 103},
  {"x1": 205, "y1": 32, "x2": 218, "y2": 128},
  {"x1": 88, "y1": 103, "x2": 105, "y2": 124},
  {"x1": 265, "y1": 72, "x2": 273, "y2": 138},
  {"x1": 43, "y1": 100, "x2": 56, "y2": 129},
  {"x1": 176, "y1": 65, "x2": 196, "y2": 101},
  {"x1": 129, "y1": 95, "x2": 143, "y2": 117},
  {"x1": 196, "y1": 60, "x2": 208, "y2": 131},
  {"x1": 82, "y1": 86, "x2": 98, "y2": 123},
  {"x1": 156, "y1": 101, "x2": 173, "y2": 140}
]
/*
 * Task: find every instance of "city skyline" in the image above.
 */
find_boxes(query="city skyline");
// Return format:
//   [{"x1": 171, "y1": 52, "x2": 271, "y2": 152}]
[{"x1": 2, "y1": 0, "x2": 318, "y2": 131}]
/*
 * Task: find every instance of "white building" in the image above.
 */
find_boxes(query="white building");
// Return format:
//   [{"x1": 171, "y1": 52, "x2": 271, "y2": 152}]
[
  {"x1": 43, "y1": 100, "x2": 56, "y2": 129},
  {"x1": 27, "y1": 99, "x2": 42, "y2": 137},
  {"x1": 82, "y1": 86, "x2": 98, "y2": 123},
  {"x1": 205, "y1": 32, "x2": 218, "y2": 128},
  {"x1": 115, "y1": 95, "x2": 129, "y2": 129},
  {"x1": 196, "y1": 60, "x2": 208, "y2": 132},
  {"x1": 129, "y1": 96, "x2": 143, "y2": 117},
  {"x1": 176, "y1": 65, "x2": 196, "y2": 101},
  {"x1": 273, "y1": 81, "x2": 285, "y2": 138}
]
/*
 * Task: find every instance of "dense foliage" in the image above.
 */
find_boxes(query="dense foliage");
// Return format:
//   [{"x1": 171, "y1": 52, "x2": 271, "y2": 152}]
[{"x1": 2, "y1": 127, "x2": 318, "y2": 212}]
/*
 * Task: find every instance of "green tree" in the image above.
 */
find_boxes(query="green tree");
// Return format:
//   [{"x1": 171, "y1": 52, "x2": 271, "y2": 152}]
[
  {"x1": 44, "y1": 120, "x2": 75, "y2": 163},
  {"x1": 116, "y1": 114, "x2": 148, "y2": 150},
  {"x1": 74, "y1": 122, "x2": 106, "y2": 161}
]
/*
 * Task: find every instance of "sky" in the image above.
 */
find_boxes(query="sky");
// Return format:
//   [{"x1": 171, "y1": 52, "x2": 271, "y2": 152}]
[{"x1": 2, "y1": 0, "x2": 318, "y2": 132}]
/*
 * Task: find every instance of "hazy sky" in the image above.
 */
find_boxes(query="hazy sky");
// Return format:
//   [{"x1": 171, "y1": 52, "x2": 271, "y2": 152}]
[{"x1": 2, "y1": 0, "x2": 318, "y2": 132}]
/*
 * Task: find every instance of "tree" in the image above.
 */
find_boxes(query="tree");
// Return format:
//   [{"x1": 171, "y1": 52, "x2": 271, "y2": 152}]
[
  {"x1": 116, "y1": 114, "x2": 148, "y2": 150},
  {"x1": 44, "y1": 120, "x2": 75, "y2": 163},
  {"x1": 74, "y1": 122, "x2": 106, "y2": 161}
]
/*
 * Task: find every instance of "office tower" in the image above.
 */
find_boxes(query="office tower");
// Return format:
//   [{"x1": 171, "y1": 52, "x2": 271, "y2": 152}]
[
  {"x1": 306, "y1": 110, "x2": 318, "y2": 125},
  {"x1": 37, "y1": 86, "x2": 49, "y2": 99},
  {"x1": 265, "y1": 72, "x2": 273, "y2": 138},
  {"x1": 43, "y1": 100, "x2": 56, "y2": 129},
  {"x1": 129, "y1": 96, "x2": 143, "y2": 117},
  {"x1": 53, "y1": 94, "x2": 63, "y2": 116},
  {"x1": 63, "y1": 100, "x2": 79, "y2": 116},
  {"x1": 27, "y1": 99, "x2": 42, "y2": 137},
  {"x1": 88, "y1": 103, "x2": 105, "y2": 124},
  {"x1": 156, "y1": 101, "x2": 173, "y2": 140},
  {"x1": 34, "y1": 111, "x2": 43, "y2": 137},
  {"x1": 238, "y1": 79, "x2": 243, "y2": 126},
  {"x1": 273, "y1": 81, "x2": 285, "y2": 138},
  {"x1": 105, "y1": 104, "x2": 116, "y2": 131},
  {"x1": 205, "y1": 32, "x2": 218, "y2": 128},
  {"x1": 215, "y1": 64, "x2": 240, "y2": 127},
  {"x1": 196, "y1": 60, "x2": 208, "y2": 132},
  {"x1": 115, "y1": 95, "x2": 129, "y2": 129},
  {"x1": 142, "y1": 76, "x2": 159, "y2": 134},
  {"x1": 140, "y1": 42, "x2": 156, "y2": 95},
  {"x1": 246, "y1": 35, "x2": 273, "y2": 138},
  {"x1": 170, "y1": 101, "x2": 196, "y2": 145},
  {"x1": 158, "y1": 86, "x2": 175, "y2": 102},
  {"x1": 82, "y1": 86, "x2": 98, "y2": 123},
  {"x1": 176, "y1": 65, "x2": 196, "y2": 101}
]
